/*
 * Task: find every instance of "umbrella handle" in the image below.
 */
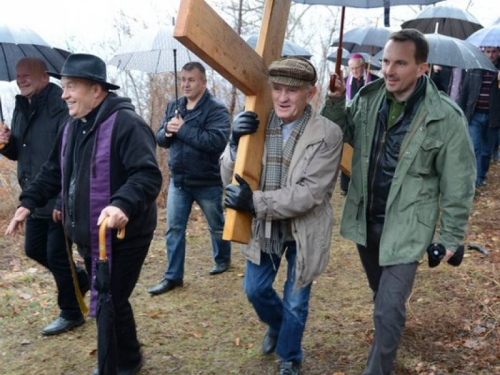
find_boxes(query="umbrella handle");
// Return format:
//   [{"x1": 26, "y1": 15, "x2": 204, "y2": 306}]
[{"x1": 99, "y1": 217, "x2": 126, "y2": 261}]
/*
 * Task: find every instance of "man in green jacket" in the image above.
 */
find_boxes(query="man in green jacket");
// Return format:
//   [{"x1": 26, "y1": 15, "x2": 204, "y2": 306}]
[{"x1": 321, "y1": 29, "x2": 475, "y2": 375}]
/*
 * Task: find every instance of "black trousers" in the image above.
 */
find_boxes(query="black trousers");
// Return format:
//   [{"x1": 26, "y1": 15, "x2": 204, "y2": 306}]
[
  {"x1": 25, "y1": 217, "x2": 89, "y2": 320},
  {"x1": 340, "y1": 172, "x2": 350, "y2": 193},
  {"x1": 83, "y1": 242, "x2": 149, "y2": 369},
  {"x1": 357, "y1": 222, "x2": 418, "y2": 375}
]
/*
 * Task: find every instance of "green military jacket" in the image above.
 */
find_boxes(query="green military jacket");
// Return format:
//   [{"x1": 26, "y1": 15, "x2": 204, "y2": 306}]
[{"x1": 321, "y1": 77, "x2": 476, "y2": 266}]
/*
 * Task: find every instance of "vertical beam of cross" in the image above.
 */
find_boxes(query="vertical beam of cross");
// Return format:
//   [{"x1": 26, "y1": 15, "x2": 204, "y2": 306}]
[{"x1": 175, "y1": 0, "x2": 291, "y2": 243}]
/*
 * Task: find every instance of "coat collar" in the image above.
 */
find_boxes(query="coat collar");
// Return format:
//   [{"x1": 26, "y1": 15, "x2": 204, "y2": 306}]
[{"x1": 359, "y1": 75, "x2": 446, "y2": 125}]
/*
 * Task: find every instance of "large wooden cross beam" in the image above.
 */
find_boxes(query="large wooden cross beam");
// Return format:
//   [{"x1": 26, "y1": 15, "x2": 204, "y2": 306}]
[{"x1": 174, "y1": 0, "x2": 291, "y2": 244}]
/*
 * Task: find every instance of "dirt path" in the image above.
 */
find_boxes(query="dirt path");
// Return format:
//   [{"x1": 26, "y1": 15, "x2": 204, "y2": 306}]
[{"x1": 0, "y1": 164, "x2": 499, "y2": 375}]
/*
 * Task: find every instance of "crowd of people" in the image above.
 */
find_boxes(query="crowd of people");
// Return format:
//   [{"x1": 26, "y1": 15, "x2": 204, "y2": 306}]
[{"x1": 0, "y1": 27, "x2": 497, "y2": 375}]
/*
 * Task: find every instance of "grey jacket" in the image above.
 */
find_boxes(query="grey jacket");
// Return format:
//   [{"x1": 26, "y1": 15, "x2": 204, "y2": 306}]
[{"x1": 221, "y1": 110, "x2": 343, "y2": 288}]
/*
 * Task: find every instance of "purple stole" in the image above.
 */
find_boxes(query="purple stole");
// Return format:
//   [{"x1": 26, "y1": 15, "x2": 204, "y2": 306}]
[
  {"x1": 60, "y1": 112, "x2": 118, "y2": 317},
  {"x1": 346, "y1": 72, "x2": 372, "y2": 100}
]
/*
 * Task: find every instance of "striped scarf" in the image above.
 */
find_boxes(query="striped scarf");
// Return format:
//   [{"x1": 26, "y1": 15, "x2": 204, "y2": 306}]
[{"x1": 257, "y1": 104, "x2": 311, "y2": 255}]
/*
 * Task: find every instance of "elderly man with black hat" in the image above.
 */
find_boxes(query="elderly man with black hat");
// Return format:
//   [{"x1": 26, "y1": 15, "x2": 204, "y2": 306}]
[
  {"x1": 6, "y1": 53, "x2": 162, "y2": 375},
  {"x1": 220, "y1": 57, "x2": 343, "y2": 375}
]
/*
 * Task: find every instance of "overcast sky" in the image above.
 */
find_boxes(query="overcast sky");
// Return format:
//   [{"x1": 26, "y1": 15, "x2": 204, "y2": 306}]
[
  {"x1": 0, "y1": 0, "x2": 497, "y2": 119},
  {"x1": 0, "y1": 0, "x2": 496, "y2": 52}
]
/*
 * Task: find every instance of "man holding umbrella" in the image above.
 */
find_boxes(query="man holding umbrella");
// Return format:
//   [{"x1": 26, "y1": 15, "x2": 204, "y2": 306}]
[
  {"x1": 5, "y1": 53, "x2": 162, "y2": 375},
  {"x1": 457, "y1": 46, "x2": 500, "y2": 187},
  {"x1": 322, "y1": 29, "x2": 475, "y2": 375},
  {"x1": 0, "y1": 57, "x2": 89, "y2": 336}
]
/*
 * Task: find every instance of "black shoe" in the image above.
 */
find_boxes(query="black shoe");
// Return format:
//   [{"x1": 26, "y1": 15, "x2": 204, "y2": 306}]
[
  {"x1": 279, "y1": 361, "x2": 300, "y2": 375},
  {"x1": 209, "y1": 262, "x2": 230, "y2": 275},
  {"x1": 41, "y1": 316, "x2": 85, "y2": 336},
  {"x1": 262, "y1": 329, "x2": 278, "y2": 355},
  {"x1": 147, "y1": 279, "x2": 183, "y2": 296},
  {"x1": 118, "y1": 357, "x2": 143, "y2": 375}
]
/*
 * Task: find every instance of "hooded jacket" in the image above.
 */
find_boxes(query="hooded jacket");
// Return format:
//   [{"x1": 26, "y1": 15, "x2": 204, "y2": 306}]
[
  {"x1": 1, "y1": 83, "x2": 68, "y2": 218},
  {"x1": 20, "y1": 93, "x2": 162, "y2": 251}
]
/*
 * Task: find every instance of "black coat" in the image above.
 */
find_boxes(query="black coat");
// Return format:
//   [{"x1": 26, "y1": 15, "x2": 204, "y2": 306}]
[
  {"x1": 457, "y1": 63, "x2": 500, "y2": 129},
  {"x1": 1, "y1": 83, "x2": 68, "y2": 218},
  {"x1": 20, "y1": 93, "x2": 162, "y2": 251},
  {"x1": 156, "y1": 90, "x2": 230, "y2": 187}
]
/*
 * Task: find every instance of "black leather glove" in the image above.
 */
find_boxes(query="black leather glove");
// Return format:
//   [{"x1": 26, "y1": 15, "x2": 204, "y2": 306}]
[
  {"x1": 230, "y1": 111, "x2": 260, "y2": 150},
  {"x1": 225, "y1": 174, "x2": 255, "y2": 215}
]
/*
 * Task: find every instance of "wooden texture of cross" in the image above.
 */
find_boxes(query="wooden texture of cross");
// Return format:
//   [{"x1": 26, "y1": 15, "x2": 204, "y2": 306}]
[{"x1": 174, "y1": 0, "x2": 291, "y2": 244}]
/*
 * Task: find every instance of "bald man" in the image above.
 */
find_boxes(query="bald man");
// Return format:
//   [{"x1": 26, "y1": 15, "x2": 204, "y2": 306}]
[{"x1": 0, "y1": 58, "x2": 89, "y2": 336}]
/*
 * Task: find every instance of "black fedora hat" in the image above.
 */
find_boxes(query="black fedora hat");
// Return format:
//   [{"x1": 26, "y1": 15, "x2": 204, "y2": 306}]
[{"x1": 48, "y1": 53, "x2": 120, "y2": 90}]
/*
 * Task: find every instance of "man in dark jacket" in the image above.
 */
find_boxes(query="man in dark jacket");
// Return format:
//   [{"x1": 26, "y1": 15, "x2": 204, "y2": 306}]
[
  {"x1": 148, "y1": 62, "x2": 231, "y2": 296},
  {"x1": 457, "y1": 46, "x2": 500, "y2": 187},
  {"x1": 6, "y1": 54, "x2": 162, "y2": 375},
  {"x1": 0, "y1": 57, "x2": 89, "y2": 336}
]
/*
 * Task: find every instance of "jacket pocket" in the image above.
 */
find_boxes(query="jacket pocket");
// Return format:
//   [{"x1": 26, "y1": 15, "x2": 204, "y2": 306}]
[
  {"x1": 416, "y1": 198, "x2": 439, "y2": 228},
  {"x1": 409, "y1": 136, "x2": 443, "y2": 175}
]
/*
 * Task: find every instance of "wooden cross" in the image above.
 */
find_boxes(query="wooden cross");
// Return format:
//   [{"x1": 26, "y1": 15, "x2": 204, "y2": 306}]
[{"x1": 174, "y1": 0, "x2": 291, "y2": 244}]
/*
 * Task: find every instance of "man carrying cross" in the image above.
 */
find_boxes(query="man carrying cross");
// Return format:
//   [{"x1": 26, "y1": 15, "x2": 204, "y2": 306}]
[{"x1": 221, "y1": 56, "x2": 343, "y2": 375}]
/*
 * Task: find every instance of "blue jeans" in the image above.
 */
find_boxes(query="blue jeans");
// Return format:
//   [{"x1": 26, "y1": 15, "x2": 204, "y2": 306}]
[
  {"x1": 164, "y1": 181, "x2": 231, "y2": 280},
  {"x1": 469, "y1": 112, "x2": 497, "y2": 184},
  {"x1": 244, "y1": 242, "x2": 312, "y2": 363}
]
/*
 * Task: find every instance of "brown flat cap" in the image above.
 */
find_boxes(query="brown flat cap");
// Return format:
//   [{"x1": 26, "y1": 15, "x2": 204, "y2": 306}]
[{"x1": 268, "y1": 57, "x2": 317, "y2": 87}]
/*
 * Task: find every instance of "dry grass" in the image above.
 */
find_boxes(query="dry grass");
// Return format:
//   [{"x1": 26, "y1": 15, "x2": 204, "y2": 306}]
[{"x1": 0, "y1": 163, "x2": 499, "y2": 375}]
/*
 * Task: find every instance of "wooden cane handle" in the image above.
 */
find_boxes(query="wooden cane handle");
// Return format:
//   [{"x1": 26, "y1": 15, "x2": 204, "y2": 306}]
[{"x1": 98, "y1": 217, "x2": 126, "y2": 260}]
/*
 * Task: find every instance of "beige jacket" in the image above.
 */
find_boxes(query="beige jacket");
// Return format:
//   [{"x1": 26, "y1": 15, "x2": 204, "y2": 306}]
[{"x1": 221, "y1": 110, "x2": 343, "y2": 288}]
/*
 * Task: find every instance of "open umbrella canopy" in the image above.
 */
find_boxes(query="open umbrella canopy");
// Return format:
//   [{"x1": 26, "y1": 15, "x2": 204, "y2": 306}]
[
  {"x1": 327, "y1": 48, "x2": 381, "y2": 69},
  {"x1": 108, "y1": 26, "x2": 204, "y2": 74},
  {"x1": 373, "y1": 34, "x2": 497, "y2": 72},
  {"x1": 246, "y1": 35, "x2": 311, "y2": 58},
  {"x1": 288, "y1": 0, "x2": 444, "y2": 7},
  {"x1": 467, "y1": 24, "x2": 500, "y2": 48},
  {"x1": 333, "y1": 26, "x2": 392, "y2": 54},
  {"x1": 401, "y1": 5, "x2": 483, "y2": 40},
  {"x1": 0, "y1": 25, "x2": 70, "y2": 82}
]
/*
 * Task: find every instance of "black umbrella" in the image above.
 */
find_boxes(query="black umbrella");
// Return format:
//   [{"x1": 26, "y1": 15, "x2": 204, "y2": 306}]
[
  {"x1": 95, "y1": 218, "x2": 125, "y2": 375},
  {"x1": 0, "y1": 24, "x2": 70, "y2": 148},
  {"x1": 401, "y1": 5, "x2": 483, "y2": 40},
  {"x1": 287, "y1": 0, "x2": 445, "y2": 88},
  {"x1": 246, "y1": 35, "x2": 312, "y2": 58},
  {"x1": 373, "y1": 34, "x2": 497, "y2": 72},
  {"x1": 0, "y1": 25, "x2": 70, "y2": 81},
  {"x1": 327, "y1": 48, "x2": 381, "y2": 69},
  {"x1": 332, "y1": 26, "x2": 391, "y2": 54}
]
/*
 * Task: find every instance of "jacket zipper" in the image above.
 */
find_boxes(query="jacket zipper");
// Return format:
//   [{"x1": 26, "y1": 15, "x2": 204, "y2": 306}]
[{"x1": 368, "y1": 129, "x2": 387, "y2": 221}]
